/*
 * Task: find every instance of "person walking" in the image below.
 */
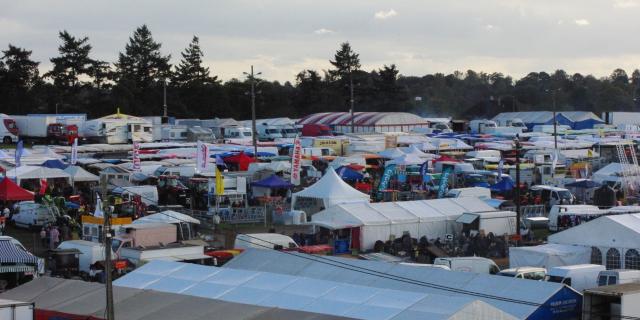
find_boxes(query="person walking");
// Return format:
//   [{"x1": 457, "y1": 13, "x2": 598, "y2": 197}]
[
  {"x1": 40, "y1": 228, "x2": 47, "y2": 248},
  {"x1": 49, "y1": 227, "x2": 60, "y2": 249}
]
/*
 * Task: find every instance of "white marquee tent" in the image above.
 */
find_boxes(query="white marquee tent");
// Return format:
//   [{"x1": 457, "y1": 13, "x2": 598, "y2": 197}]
[
  {"x1": 292, "y1": 168, "x2": 370, "y2": 211},
  {"x1": 64, "y1": 165, "x2": 99, "y2": 183},
  {"x1": 5, "y1": 166, "x2": 71, "y2": 184},
  {"x1": 509, "y1": 243, "x2": 590, "y2": 269}
]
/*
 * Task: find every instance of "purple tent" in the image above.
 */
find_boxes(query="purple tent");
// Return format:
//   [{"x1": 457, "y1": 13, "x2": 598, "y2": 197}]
[{"x1": 251, "y1": 174, "x2": 294, "y2": 189}]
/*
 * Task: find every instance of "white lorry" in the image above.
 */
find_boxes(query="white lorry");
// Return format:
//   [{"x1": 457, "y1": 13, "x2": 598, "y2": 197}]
[
  {"x1": 224, "y1": 127, "x2": 253, "y2": 144},
  {"x1": 0, "y1": 299, "x2": 34, "y2": 320},
  {"x1": 598, "y1": 270, "x2": 640, "y2": 286},
  {"x1": 546, "y1": 264, "x2": 606, "y2": 293},
  {"x1": 469, "y1": 119, "x2": 498, "y2": 134},
  {"x1": 433, "y1": 257, "x2": 500, "y2": 274},
  {"x1": 0, "y1": 114, "x2": 19, "y2": 144}
]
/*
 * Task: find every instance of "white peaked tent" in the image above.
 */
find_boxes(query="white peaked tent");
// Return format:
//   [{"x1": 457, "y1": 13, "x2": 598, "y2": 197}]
[
  {"x1": 132, "y1": 210, "x2": 201, "y2": 225},
  {"x1": 292, "y1": 168, "x2": 370, "y2": 210},
  {"x1": 402, "y1": 145, "x2": 436, "y2": 159},
  {"x1": 378, "y1": 148, "x2": 406, "y2": 159},
  {"x1": 385, "y1": 153, "x2": 425, "y2": 166},
  {"x1": 6, "y1": 166, "x2": 71, "y2": 184},
  {"x1": 509, "y1": 243, "x2": 590, "y2": 269},
  {"x1": 64, "y1": 166, "x2": 99, "y2": 183}
]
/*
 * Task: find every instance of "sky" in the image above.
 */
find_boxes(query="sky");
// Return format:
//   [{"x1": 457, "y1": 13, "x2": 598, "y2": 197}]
[{"x1": 2, "y1": 0, "x2": 640, "y2": 83}]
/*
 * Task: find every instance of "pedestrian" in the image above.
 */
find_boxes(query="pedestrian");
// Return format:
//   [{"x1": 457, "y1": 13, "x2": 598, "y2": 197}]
[
  {"x1": 2, "y1": 206, "x2": 10, "y2": 219},
  {"x1": 40, "y1": 228, "x2": 47, "y2": 248},
  {"x1": 50, "y1": 226, "x2": 60, "y2": 249}
]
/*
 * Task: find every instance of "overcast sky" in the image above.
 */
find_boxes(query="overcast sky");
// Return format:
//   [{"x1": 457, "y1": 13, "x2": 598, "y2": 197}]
[{"x1": 2, "y1": 0, "x2": 640, "y2": 82}]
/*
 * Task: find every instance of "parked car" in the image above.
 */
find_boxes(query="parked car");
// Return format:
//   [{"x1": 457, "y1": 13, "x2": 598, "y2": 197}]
[{"x1": 498, "y1": 267, "x2": 547, "y2": 280}]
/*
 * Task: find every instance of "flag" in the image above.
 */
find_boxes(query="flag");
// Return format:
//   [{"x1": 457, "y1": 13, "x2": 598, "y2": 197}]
[
  {"x1": 196, "y1": 141, "x2": 209, "y2": 174},
  {"x1": 70, "y1": 138, "x2": 78, "y2": 165},
  {"x1": 15, "y1": 140, "x2": 23, "y2": 167},
  {"x1": 438, "y1": 167, "x2": 452, "y2": 198},
  {"x1": 132, "y1": 142, "x2": 141, "y2": 172},
  {"x1": 215, "y1": 167, "x2": 224, "y2": 196},
  {"x1": 587, "y1": 149, "x2": 593, "y2": 157},
  {"x1": 290, "y1": 136, "x2": 302, "y2": 186},
  {"x1": 94, "y1": 193, "x2": 104, "y2": 218},
  {"x1": 39, "y1": 178, "x2": 48, "y2": 195},
  {"x1": 498, "y1": 159, "x2": 504, "y2": 181},
  {"x1": 215, "y1": 154, "x2": 226, "y2": 167},
  {"x1": 551, "y1": 151, "x2": 558, "y2": 172}
]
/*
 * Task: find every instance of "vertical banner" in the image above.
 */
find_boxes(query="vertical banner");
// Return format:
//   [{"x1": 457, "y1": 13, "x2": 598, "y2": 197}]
[
  {"x1": 419, "y1": 161, "x2": 429, "y2": 190},
  {"x1": 15, "y1": 140, "x2": 23, "y2": 167},
  {"x1": 132, "y1": 142, "x2": 141, "y2": 172},
  {"x1": 196, "y1": 141, "x2": 209, "y2": 174},
  {"x1": 70, "y1": 138, "x2": 78, "y2": 165},
  {"x1": 290, "y1": 137, "x2": 302, "y2": 185},
  {"x1": 378, "y1": 164, "x2": 396, "y2": 192},
  {"x1": 437, "y1": 167, "x2": 452, "y2": 198},
  {"x1": 215, "y1": 167, "x2": 224, "y2": 196},
  {"x1": 94, "y1": 193, "x2": 104, "y2": 218},
  {"x1": 498, "y1": 159, "x2": 504, "y2": 181}
]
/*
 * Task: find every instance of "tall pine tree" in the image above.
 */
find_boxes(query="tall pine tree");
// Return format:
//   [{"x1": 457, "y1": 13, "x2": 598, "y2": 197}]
[
  {"x1": 173, "y1": 36, "x2": 217, "y2": 86},
  {"x1": 0, "y1": 45, "x2": 41, "y2": 114},
  {"x1": 329, "y1": 42, "x2": 361, "y2": 81},
  {"x1": 114, "y1": 25, "x2": 171, "y2": 115},
  {"x1": 45, "y1": 31, "x2": 97, "y2": 89}
]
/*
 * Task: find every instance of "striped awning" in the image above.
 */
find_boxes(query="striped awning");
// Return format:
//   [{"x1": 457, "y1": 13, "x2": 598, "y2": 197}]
[
  {"x1": 0, "y1": 240, "x2": 37, "y2": 265},
  {"x1": 0, "y1": 265, "x2": 35, "y2": 273}
]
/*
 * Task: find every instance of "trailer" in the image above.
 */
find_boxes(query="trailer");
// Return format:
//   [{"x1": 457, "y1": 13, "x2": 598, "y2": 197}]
[
  {"x1": 119, "y1": 243, "x2": 212, "y2": 267},
  {"x1": 12, "y1": 114, "x2": 81, "y2": 145}
]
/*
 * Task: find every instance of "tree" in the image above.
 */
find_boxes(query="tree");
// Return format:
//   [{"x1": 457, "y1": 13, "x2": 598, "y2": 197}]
[
  {"x1": 329, "y1": 42, "x2": 361, "y2": 81},
  {"x1": 173, "y1": 36, "x2": 217, "y2": 86},
  {"x1": 0, "y1": 45, "x2": 41, "y2": 114},
  {"x1": 114, "y1": 25, "x2": 171, "y2": 114},
  {"x1": 44, "y1": 31, "x2": 96, "y2": 89}
]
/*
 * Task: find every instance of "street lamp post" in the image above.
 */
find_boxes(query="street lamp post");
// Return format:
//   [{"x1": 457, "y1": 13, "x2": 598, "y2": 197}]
[
  {"x1": 552, "y1": 91, "x2": 558, "y2": 150},
  {"x1": 244, "y1": 66, "x2": 261, "y2": 159}
]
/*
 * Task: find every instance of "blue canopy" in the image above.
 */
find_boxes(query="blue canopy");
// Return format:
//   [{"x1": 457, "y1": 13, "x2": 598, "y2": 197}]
[
  {"x1": 565, "y1": 179, "x2": 601, "y2": 189},
  {"x1": 41, "y1": 159, "x2": 68, "y2": 170},
  {"x1": 251, "y1": 174, "x2": 293, "y2": 189},
  {"x1": 336, "y1": 166, "x2": 364, "y2": 181},
  {"x1": 489, "y1": 176, "x2": 515, "y2": 192},
  {"x1": 245, "y1": 151, "x2": 277, "y2": 157}
]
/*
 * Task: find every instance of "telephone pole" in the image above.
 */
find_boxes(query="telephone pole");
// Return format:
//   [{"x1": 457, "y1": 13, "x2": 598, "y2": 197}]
[
  {"x1": 349, "y1": 71, "x2": 355, "y2": 133},
  {"x1": 101, "y1": 176, "x2": 114, "y2": 320},
  {"x1": 244, "y1": 66, "x2": 261, "y2": 159},
  {"x1": 163, "y1": 79, "x2": 168, "y2": 118}
]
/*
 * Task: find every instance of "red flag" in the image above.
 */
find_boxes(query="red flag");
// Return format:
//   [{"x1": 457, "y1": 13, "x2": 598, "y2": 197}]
[{"x1": 39, "y1": 178, "x2": 48, "y2": 195}]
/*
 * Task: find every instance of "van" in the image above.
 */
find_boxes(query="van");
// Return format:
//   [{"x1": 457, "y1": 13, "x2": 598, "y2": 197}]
[
  {"x1": 256, "y1": 124, "x2": 284, "y2": 141},
  {"x1": 546, "y1": 264, "x2": 606, "y2": 293},
  {"x1": 301, "y1": 124, "x2": 332, "y2": 137},
  {"x1": 433, "y1": 257, "x2": 500, "y2": 274},
  {"x1": 57, "y1": 240, "x2": 113, "y2": 273},
  {"x1": 547, "y1": 205, "x2": 604, "y2": 231},
  {"x1": 224, "y1": 127, "x2": 253, "y2": 144},
  {"x1": 469, "y1": 119, "x2": 497, "y2": 134},
  {"x1": 597, "y1": 269, "x2": 640, "y2": 286},
  {"x1": 530, "y1": 185, "x2": 575, "y2": 209},
  {"x1": 11, "y1": 201, "x2": 57, "y2": 229},
  {"x1": 498, "y1": 267, "x2": 547, "y2": 280},
  {"x1": 234, "y1": 233, "x2": 299, "y2": 250},
  {"x1": 445, "y1": 187, "x2": 491, "y2": 199},
  {"x1": 290, "y1": 147, "x2": 336, "y2": 158}
]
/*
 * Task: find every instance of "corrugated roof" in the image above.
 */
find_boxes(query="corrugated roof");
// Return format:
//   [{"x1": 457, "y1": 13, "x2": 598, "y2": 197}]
[{"x1": 298, "y1": 112, "x2": 428, "y2": 126}]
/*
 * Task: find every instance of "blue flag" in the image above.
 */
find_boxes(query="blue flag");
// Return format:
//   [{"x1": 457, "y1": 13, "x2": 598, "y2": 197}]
[
  {"x1": 438, "y1": 167, "x2": 452, "y2": 198},
  {"x1": 379, "y1": 164, "x2": 396, "y2": 192},
  {"x1": 215, "y1": 154, "x2": 226, "y2": 167},
  {"x1": 15, "y1": 140, "x2": 23, "y2": 167}
]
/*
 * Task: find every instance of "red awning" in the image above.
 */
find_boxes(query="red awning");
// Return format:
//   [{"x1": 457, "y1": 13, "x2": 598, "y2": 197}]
[
  {"x1": 223, "y1": 152, "x2": 256, "y2": 171},
  {"x1": 0, "y1": 178, "x2": 35, "y2": 201}
]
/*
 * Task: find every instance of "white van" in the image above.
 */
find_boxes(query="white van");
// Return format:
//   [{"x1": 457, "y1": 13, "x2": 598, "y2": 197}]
[
  {"x1": 224, "y1": 127, "x2": 253, "y2": 144},
  {"x1": 445, "y1": 187, "x2": 491, "y2": 200},
  {"x1": 597, "y1": 270, "x2": 640, "y2": 286},
  {"x1": 57, "y1": 240, "x2": 113, "y2": 273},
  {"x1": 546, "y1": 264, "x2": 605, "y2": 293},
  {"x1": 11, "y1": 201, "x2": 56, "y2": 229},
  {"x1": 469, "y1": 119, "x2": 497, "y2": 134},
  {"x1": 234, "y1": 233, "x2": 299, "y2": 250},
  {"x1": 498, "y1": 267, "x2": 547, "y2": 280},
  {"x1": 434, "y1": 257, "x2": 500, "y2": 274},
  {"x1": 547, "y1": 205, "x2": 604, "y2": 231},
  {"x1": 530, "y1": 185, "x2": 575, "y2": 208}
]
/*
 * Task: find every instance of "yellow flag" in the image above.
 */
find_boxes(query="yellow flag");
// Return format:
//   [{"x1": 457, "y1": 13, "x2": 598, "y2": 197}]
[
  {"x1": 587, "y1": 149, "x2": 593, "y2": 157},
  {"x1": 215, "y1": 167, "x2": 224, "y2": 196}
]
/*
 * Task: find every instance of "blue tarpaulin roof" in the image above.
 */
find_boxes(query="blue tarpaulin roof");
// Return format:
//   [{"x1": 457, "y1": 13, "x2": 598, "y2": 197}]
[
  {"x1": 41, "y1": 159, "x2": 68, "y2": 170},
  {"x1": 336, "y1": 166, "x2": 364, "y2": 181},
  {"x1": 489, "y1": 176, "x2": 515, "y2": 192},
  {"x1": 251, "y1": 174, "x2": 293, "y2": 189}
]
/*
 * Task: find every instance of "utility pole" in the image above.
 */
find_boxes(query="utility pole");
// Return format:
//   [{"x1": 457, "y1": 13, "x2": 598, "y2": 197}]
[
  {"x1": 552, "y1": 91, "x2": 558, "y2": 150},
  {"x1": 101, "y1": 176, "x2": 114, "y2": 320},
  {"x1": 514, "y1": 135, "x2": 521, "y2": 239},
  {"x1": 244, "y1": 66, "x2": 261, "y2": 159},
  {"x1": 163, "y1": 79, "x2": 168, "y2": 118},
  {"x1": 349, "y1": 70, "x2": 355, "y2": 133}
]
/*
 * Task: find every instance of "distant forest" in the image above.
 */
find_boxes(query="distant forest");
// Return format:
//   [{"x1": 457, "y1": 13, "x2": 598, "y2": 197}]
[{"x1": 1, "y1": 25, "x2": 639, "y2": 120}]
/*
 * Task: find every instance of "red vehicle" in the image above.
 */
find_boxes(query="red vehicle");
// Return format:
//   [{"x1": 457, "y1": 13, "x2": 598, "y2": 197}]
[
  {"x1": 47, "y1": 123, "x2": 79, "y2": 145},
  {"x1": 157, "y1": 175, "x2": 188, "y2": 206},
  {"x1": 301, "y1": 124, "x2": 332, "y2": 137}
]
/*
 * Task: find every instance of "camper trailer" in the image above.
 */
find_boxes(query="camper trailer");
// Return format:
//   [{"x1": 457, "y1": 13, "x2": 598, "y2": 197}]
[
  {"x1": 469, "y1": 119, "x2": 498, "y2": 134},
  {"x1": 82, "y1": 112, "x2": 153, "y2": 143}
]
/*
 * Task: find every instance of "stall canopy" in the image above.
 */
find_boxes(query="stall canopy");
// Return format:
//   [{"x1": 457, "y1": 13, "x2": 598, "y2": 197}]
[
  {"x1": 63, "y1": 166, "x2": 99, "y2": 183},
  {"x1": 385, "y1": 154, "x2": 425, "y2": 166},
  {"x1": 0, "y1": 239, "x2": 37, "y2": 265},
  {"x1": 336, "y1": 166, "x2": 364, "y2": 181},
  {"x1": 5, "y1": 166, "x2": 71, "y2": 184},
  {"x1": 114, "y1": 260, "x2": 518, "y2": 320},
  {"x1": 292, "y1": 168, "x2": 370, "y2": 209},
  {"x1": 489, "y1": 176, "x2": 515, "y2": 193},
  {"x1": 378, "y1": 148, "x2": 406, "y2": 159},
  {"x1": 509, "y1": 244, "x2": 590, "y2": 269},
  {"x1": 0, "y1": 178, "x2": 34, "y2": 201},
  {"x1": 41, "y1": 159, "x2": 68, "y2": 170},
  {"x1": 225, "y1": 249, "x2": 582, "y2": 320},
  {"x1": 133, "y1": 210, "x2": 200, "y2": 225},
  {"x1": 251, "y1": 175, "x2": 293, "y2": 189},
  {"x1": 223, "y1": 152, "x2": 256, "y2": 171}
]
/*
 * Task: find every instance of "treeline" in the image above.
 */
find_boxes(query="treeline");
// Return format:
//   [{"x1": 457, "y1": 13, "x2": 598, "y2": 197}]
[{"x1": 1, "y1": 25, "x2": 639, "y2": 120}]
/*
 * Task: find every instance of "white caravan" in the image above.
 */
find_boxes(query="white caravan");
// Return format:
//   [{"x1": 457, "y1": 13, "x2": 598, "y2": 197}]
[{"x1": 82, "y1": 112, "x2": 153, "y2": 143}]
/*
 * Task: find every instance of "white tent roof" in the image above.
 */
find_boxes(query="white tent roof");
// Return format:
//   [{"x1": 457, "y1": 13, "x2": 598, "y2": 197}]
[
  {"x1": 64, "y1": 166, "x2": 99, "y2": 182},
  {"x1": 5, "y1": 166, "x2": 71, "y2": 183},
  {"x1": 115, "y1": 260, "x2": 517, "y2": 320},
  {"x1": 292, "y1": 168, "x2": 369, "y2": 208},
  {"x1": 549, "y1": 213, "x2": 640, "y2": 249},
  {"x1": 133, "y1": 210, "x2": 201, "y2": 225},
  {"x1": 329, "y1": 156, "x2": 366, "y2": 169},
  {"x1": 401, "y1": 145, "x2": 436, "y2": 159},
  {"x1": 385, "y1": 154, "x2": 425, "y2": 166},
  {"x1": 378, "y1": 148, "x2": 406, "y2": 159},
  {"x1": 224, "y1": 249, "x2": 580, "y2": 320},
  {"x1": 508, "y1": 244, "x2": 590, "y2": 269}
]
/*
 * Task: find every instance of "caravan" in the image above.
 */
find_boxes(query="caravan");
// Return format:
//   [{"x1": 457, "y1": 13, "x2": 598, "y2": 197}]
[{"x1": 82, "y1": 112, "x2": 153, "y2": 143}]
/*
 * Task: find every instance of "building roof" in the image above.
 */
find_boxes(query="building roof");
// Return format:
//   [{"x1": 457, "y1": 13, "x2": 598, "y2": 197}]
[
  {"x1": 298, "y1": 112, "x2": 428, "y2": 127},
  {"x1": 0, "y1": 277, "x2": 352, "y2": 320},
  {"x1": 114, "y1": 260, "x2": 518, "y2": 320},
  {"x1": 548, "y1": 213, "x2": 640, "y2": 249}
]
